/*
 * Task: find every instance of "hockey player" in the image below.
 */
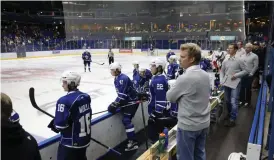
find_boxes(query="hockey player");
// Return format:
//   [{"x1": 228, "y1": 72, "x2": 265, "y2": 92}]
[
  {"x1": 138, "y1": 68, "x2": 152, "y2": 93},
  {"x1": 82, "y1": 49, "x2": 92, "y2": 72},
  {"x1": 157, "y1": 79, "x2": 178, "y2": 129},
  {"x1": 166, "y1": 49, "x2": 175, "y2": 62},
  {"x1": 108, "y1": 48, "x2": 114, "y2": 65},
  {"x1": 147, "y1": 58, "x2": 169, "y2": 142},
  {"x1": 132, "y1": 61, "x2": 141, "y2": 92},
  {"x1": 48, "y1": 71, "x2": 92, "y2": 160},
  {"x1": 9, "y1": 109, "x2": 20, "y2": 123},
  {"x1": 150, "y1": 44, "x2": 154, "y2": 56},
  {"x1": 107, "y1": 62, "x2": 139, "y2": 151},
  {"x1": 166, "y1": 55, "x2": 179, "y2": 80}
]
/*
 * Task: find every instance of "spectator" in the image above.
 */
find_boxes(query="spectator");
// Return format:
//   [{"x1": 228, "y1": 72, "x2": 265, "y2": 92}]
[
  {"x1": 239, "y1": 43, "x2": 258, "y2": 107},
  {"x1": 236, "y1": 41, "x2": 246, "y2": 58},
  {"x1": 252, "y1": 41, "x2": 265, "y2": 89},
  {"x1": 220, "y1": 43, "x2": 248, "y2": 127},
  {"x1": 167, "y1": 43, "x2": 210, "y2": 160},
  {"x1": 1, "y1": 92, "x2": 41, "y2": 160}
]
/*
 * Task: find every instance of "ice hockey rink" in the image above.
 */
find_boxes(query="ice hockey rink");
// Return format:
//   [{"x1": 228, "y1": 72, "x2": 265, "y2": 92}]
[
  {"x1": 1, "y1": 52, "x2": 216, "y2": 143},
  {"x1": 0, "y1": 53, "x2": 165, "y2": 142}
]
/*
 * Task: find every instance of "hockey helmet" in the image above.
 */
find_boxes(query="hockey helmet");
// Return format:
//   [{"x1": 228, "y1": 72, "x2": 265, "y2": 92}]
[
  {"x1": 132, "y1": 61, "x2": 139, "y2": 65},
  {"x1": 150, "y1": 58, "x2": 166, "y2": 69},
  {"x1": 61, "y1": 70, "x2": 81, "y2": 87},
  {"x1": 109, "y1": 62, "x2": 122, "y2": 71},
  {"x1": 169, "y1": 55, "x2": 177, "y2": 61}
]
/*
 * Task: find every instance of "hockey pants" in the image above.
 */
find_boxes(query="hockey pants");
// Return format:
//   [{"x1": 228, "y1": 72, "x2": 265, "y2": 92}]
[
  {"x1": 83, "y1": 61, "x2": 90, "y2": 71},
  {"x1": 109, "y1": 57, "x2": 114, "y2": 65},
  {"x1": 121, "y1": 103, "x2": 139, "y2": 141},
  {"x1": 57, "y1": 144, "x2": 87, "y2": 160}
]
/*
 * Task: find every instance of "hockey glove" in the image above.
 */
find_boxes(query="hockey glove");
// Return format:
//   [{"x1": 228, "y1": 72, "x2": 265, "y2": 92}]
[
  {"x1": 137, "y1": 92, "x2": 149, "y2": 101},
  {"x1": 47, "y1": 119, "x2": 60, "y2": 133},
  {"x1": 108, "y1": 102, "x2": 120, "y2": 114}
]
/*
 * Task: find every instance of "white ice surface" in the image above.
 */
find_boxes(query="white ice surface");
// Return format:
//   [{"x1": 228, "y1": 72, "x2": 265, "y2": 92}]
[
  {"x1": 1, "y1": 54, "x2": 161, "y2": 142},
  {"x1": 1, "y1": 53, "x2": 215, "y2": 143}
]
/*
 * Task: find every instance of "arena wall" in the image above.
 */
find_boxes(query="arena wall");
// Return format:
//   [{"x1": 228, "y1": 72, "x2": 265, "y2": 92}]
[{"x1": 1, "y1": 49, "x2": 212, "y2": 60}]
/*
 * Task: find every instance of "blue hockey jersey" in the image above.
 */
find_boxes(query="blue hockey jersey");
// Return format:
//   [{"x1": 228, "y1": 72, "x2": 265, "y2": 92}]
[
  {"x1": 167, "y1": 63, "x2": 179, "y2": 80},
  {"x1": 114, "y1": 73, "x2": 138, "y2": 104},
  {"x1": 139, "y1": 69, "x2": 152, "y2": 93},
  {"x1": 9, "y1": 110, "x2": 20, "y2": 123},
  {"x1": 169, "y1": 102, "x2": 178, "y2": 118},
  {"x1": 133, "y1": 69, "x2": 152, "y2": 93},
  {"x1": 166, "y1": 52, "x2": 175, "y2": 62},
  {"x1": 132, "y1": 69, "x2": 141, "y2": 92},
  {"x1": 82, "y1": 52, "x2": 91, "y2": 61},
  {"x1": 148, "y1": 74, "x2": 169, "y2": 115},
  {"x1": 54, "y1": 90, "x2": 92, "y2": 148},
  {"x1": 200, "y1": 59, "x2": 211, "y2": 71}
]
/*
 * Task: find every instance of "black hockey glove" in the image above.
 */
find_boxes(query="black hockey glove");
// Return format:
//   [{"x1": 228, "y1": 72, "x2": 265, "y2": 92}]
[
  {"x1": 137, "y1": 92, "x2": 149, "y2": 101},
  {"x1": 108, "y1": 102, "x2": 120, "y2": 114},
  {"x1": 47, "y1": 119, "x2": 59, "y2": 133}
]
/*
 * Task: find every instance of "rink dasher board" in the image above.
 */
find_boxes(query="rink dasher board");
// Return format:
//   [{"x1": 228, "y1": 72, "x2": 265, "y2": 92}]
[{"x1": 39, "y1": 101, "x2": 149, "y2": 160}]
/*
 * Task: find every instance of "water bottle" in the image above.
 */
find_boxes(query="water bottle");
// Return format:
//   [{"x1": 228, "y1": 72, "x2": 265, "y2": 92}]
[
  {"x1": 163, "y1": 127, "x2": 169, "y2": 149},
  {"x1": 158, "y1": 133, "x2": 166, "y2": 153}
]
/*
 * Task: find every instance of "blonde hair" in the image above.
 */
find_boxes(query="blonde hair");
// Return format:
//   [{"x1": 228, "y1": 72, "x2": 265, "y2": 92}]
[
  {"x1": 1, "y1": 92, "x2": 13, "y2": 118},
  {"x1": 180, "y1": 43, "x2": 202, "y2": 64}
]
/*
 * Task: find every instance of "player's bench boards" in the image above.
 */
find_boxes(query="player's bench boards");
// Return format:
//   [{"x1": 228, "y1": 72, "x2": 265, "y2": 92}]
[{"x1": 137, "y1": 91, "x2": 224, "y2": 160}]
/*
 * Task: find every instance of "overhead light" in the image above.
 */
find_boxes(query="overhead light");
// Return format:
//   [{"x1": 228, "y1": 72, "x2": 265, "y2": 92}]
[
  {"x1": 78, "y1": 16, "x2": 82, "y2": 17},
  {"x1": 41, "y1": 12, "x2": 42, "y2": 13},
  {"x1": 255, "y1": 18, "x2": 258, "y2": 19},
  {"x1": 141, "y1": 22, "x2": 144, "y2": 24}
]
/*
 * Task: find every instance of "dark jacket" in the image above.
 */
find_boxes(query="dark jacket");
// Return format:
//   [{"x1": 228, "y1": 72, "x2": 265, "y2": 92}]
[{"x1": 1, "y1": 119, "x2": 41, "y2": 160}]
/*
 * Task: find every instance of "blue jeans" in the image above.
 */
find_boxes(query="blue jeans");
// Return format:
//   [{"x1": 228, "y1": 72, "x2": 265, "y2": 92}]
[
  {"x1": 176, "y1": 127, "x2": 208, "y2": 160},
  {"x1": 224, "y1": 83, "x2": 241, "y2": 121}
]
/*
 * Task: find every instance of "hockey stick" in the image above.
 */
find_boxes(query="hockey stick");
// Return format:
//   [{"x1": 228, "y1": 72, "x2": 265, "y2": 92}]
[
  {"x1": 92, "y1": 61, "x2": 105, "y2": 65},
  {"x1": 140, "y1": 101, "x2": 149, "y2": 149},
  {"x1": 29, "y1": 87, "x2": 121, "y2": 156},
  {"x1": 92, "y1": 100, "x2": 141, "y2": 116}
]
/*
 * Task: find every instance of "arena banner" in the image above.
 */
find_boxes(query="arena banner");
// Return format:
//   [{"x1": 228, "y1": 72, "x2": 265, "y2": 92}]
[
  {"x1": 52, "y1": 50, "x2": 60, "y2": 54},
  {"x1": 119, "y1": 49, "x2": 132, "y2": 53}
]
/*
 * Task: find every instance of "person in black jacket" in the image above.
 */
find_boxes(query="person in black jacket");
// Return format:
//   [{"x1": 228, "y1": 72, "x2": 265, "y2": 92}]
[{"x1": 1, "y1": 92, "x2": 41, "y2": 160}]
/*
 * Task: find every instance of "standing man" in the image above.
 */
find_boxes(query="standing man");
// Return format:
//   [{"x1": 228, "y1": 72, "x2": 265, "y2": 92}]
[
  {"x1": 235, "y1": 41, "x2": 246, "y2": 59},
  {"x1": 167, "y1": 43, "x2": 211, "y2": 160},
  {"x1": 48, "y1": 71, "x2": 92, "y2": 160},
  {"x1": 108, "y1": 48, "x2": 114, "y2": 65},
  {"x1": 239, "y1": 43, "x2": 258, "y2": 107},
  {"x1": 220, "y1": 44, "x2": 248, "y2": 127}
]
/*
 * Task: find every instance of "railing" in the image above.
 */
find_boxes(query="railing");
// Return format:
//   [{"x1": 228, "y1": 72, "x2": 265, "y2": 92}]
[
  {"x1": 1, "y1": 38, "x2": 236, "y2": 53},
  {"x1": 247, "y1": 46, "x2": 274, "y2": 160}
]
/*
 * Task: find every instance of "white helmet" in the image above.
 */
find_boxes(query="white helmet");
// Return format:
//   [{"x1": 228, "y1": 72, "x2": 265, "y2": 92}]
[
  {"x1": 109, "y1": 62, "x2": 122, "y2": 71},
  {"x1": 168, "y1": 80, "x2": 176, "y2": 88},
  {"x1": 85, "y1": 49, "x2": 88, "y2": 52},
  {"x1": 139, "y1": 68, "x2": 146, "y2": 72},
  {"x1": 169, "y1": 49, "x2": 171, "y2": 51},
  {"x1": 61, "y1": 70, "x2": 81, "y2": 86},
  {"x1": 150, "y1": 58, "x2": 166, "y2": 68},
  {"x1": 132, "y1": 61, "x2": 139, "y2": 65},
  {"x1": 169, "y1": 55, "x2": 177, "y2": 61}
]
